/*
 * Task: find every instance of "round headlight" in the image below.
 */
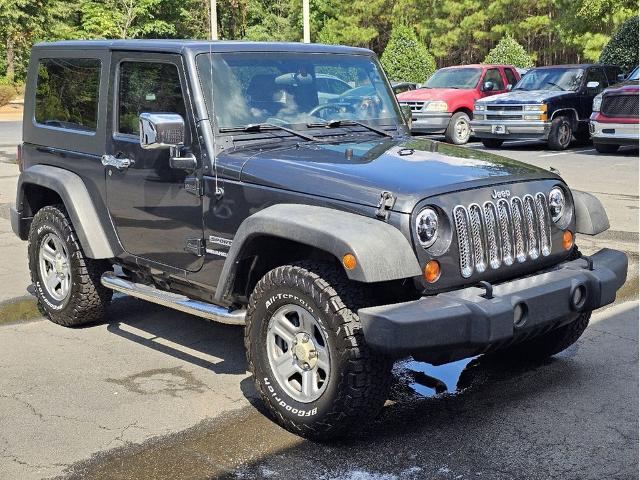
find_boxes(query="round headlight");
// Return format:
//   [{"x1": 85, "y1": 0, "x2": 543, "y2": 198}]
[
  {"x1": 416, "y1": 208, "x2": 439, "y2": 248},
  {"x1": 549, "y1": 187, "x2": 565, "y2": 223}
]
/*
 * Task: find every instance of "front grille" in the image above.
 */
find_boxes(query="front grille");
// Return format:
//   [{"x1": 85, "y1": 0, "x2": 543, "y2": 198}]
[
  {"x1": 486, "y1": 114, "x2": 521, "y2": 120},
  {"x1": 398, "y1": 101, "x2": 425, "y2": 112},
  {"x1": 601, "y1": 94, "x2": 639, "y2": 117},
  {"x1": 453, "y1": 193, "x2": 552, "y2": 278},
  {"x1": 486, "y1": 105, "x2": 523, "y2": 112}
]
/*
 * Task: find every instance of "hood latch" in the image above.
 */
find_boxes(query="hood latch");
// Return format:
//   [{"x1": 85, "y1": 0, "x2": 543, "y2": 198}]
[{"x1": 376, "y1": 191, "x2": 396, "y2": 220}]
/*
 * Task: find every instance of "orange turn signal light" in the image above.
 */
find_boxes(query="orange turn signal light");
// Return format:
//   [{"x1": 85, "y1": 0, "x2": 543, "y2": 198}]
[
  {"x1": 343, "y1": 253, "x2": 357, "y2": 270},
  {"x1": 424, "y1": 260, "x2": 441, "y2": 283},
  {"x1": 563, "y1": 230, "x2": 574, "y2": 250}
]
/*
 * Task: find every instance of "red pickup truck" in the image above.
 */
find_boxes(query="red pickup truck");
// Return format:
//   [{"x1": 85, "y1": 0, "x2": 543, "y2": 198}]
[
  {"x1": 590, "y1": 66, "x2": 639, "y2": 153},
  {"x1": 397, "y1": 64, "x2": 520, "y2": 144}
]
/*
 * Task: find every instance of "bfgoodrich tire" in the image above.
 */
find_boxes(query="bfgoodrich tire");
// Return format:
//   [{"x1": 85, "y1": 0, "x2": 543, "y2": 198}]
[
  {"x1": 28, "y1": 205, "x2": 112, "y2": 327},
  {"x1": 494, "y1": 312, "x2": 591, "y2": 361},
  {"x1": 245, "y1": 261, "x2": 392, "y2": 439}
]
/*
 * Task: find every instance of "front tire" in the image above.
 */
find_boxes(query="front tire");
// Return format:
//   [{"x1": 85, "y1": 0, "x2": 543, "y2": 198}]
[
  {"x1": 594, "y1": 142, "x2": 619, "y2": 154},
  {"x1": 494, "y1": 312, "x2": 591, "y2": 361},
  {"x1": 547, "y1": 116, "x2": 573, "y2": 150},
  {"x1": 444, "y1": 111, "x2": 472, "y2": 145},
  {"x1": 245, "y1": 261, "x2": 392, "y2": 439},
  {"x1": 481, "y1": 138, "x2": 504, "y2": 148},
  {"x1": 28, "y1": 205, "x2": 112, "y2": 327}
]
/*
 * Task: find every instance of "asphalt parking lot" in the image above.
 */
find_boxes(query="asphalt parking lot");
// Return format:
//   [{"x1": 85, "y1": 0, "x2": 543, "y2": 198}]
[{"x1": 0, "y1": 122, "x2": 638, "y2": 479}]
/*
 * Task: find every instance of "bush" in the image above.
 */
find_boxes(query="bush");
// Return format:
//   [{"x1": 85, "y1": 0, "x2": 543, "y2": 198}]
[
  {"x1": 483, "y1": 35, "x2": 535, "y2": 68},
  {"x1": 600, "y1": 16, "x2": 639, "y2": 73},
  {"x1": 381, "y1": 25, "x2": 436, "y2": 83},
  {"x1": 0, "y1": 85, "x2": 15, "y2": 108}
]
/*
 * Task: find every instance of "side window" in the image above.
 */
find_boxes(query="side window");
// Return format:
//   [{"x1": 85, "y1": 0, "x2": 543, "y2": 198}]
[
  {"x1": 35, "y1": 58, "x2": 101, "y2": 132},
  {"x1": 118, "y1": 62, "x2": 186, "y2": 136},
  {"x1": 484, "y1": 68, "x2": 505, "y2": 90},
  {"x1": 328, "y1": 78, "x2": 350, "y2": 94},
  {"x1": 504, "y1": 68, "x2": 517, "y2": 88},
  {"x1": 585, "y1": 68, "x2": 607, "y2": 94}
]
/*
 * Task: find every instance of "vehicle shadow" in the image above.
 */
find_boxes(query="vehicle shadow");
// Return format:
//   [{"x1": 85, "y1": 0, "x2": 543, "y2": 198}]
[{"x1": 103, "y1": 294, "x2": 248, "y2": 375}]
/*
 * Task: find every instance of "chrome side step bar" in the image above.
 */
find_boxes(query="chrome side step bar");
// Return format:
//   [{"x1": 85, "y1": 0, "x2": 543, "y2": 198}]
[{"x1": 100, "y1": 272, "x2": 246, "y2": 325}]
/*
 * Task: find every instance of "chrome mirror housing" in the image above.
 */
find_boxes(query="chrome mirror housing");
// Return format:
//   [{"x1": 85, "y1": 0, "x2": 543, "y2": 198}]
[{"x1": 139, "y1": 113, "x2": 185, "y2": 150}]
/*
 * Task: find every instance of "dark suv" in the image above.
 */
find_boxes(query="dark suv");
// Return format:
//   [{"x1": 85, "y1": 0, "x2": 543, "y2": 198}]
[
  {"x1": 11, "y1": 41, "x2": 627, "y2": 439},
  {"x1": 471, "y1": 64, "x2": 622, "y2": 150}
]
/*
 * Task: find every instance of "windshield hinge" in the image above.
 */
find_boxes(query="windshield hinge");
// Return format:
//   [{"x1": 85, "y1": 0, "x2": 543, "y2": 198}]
[
  {"x1": 375, "y1": 191, "x2": 396, "y2": 220},
  {"x1": 185, "y1": 238, "x2": 205, "y2": 257},
  {"x1": 184, "y1": 176, "x2": 203, "y2": 196}
]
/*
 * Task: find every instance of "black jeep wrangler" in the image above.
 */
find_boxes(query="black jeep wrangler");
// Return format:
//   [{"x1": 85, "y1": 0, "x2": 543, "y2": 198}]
[
  {"x1": 11, "y1": 41, "x2": 627, "y2": 439},
  {"x1": 471, "y1": 64, "x2": 622, "y2": 150}
]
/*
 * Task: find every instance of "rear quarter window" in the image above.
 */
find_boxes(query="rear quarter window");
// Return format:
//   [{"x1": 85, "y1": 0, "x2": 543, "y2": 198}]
[{"x1": 35, "y1": 58, "x2": 101, "y2": 132}]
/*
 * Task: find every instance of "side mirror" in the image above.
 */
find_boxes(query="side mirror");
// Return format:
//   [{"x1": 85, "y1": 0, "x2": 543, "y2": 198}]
[
  {"x1": 507, "y1": 84, "x2": 513, "y2": 91},
  {"x1": 617, "y1": 73, "x2": 626, "y2": 82},
  {"x1": 586, "y1": 81, "x2": 600, "y2": 90},
  {"x1": 139, "y1": 113, "x2": 185, "y2": 149},
  {"x1": 482, "y1": 81, "x2": 494, "y2": 92},
  {"x1": 400, "y1": 105, "x2": 413, "y2": 129},
  {"x1": 139, "y1": 113, "x2": 196, "y2": 170}
]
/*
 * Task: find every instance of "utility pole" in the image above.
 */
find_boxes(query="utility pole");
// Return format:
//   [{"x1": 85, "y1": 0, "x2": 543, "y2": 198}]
[
  {"x1": 303, "y1": 0, "x2": 310, "y2": 43},
  {"x1": 210, "y1": 0, "x2": 218, "y2": 40}
]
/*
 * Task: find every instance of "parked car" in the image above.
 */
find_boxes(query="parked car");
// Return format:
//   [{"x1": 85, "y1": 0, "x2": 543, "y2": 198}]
[
  {"x1": 397, "y1": 64, "x2": 520, "y2": 144},
  {"x1": 316, "y1": 73, "x2": 352, "y2": 104},
  {"x1": 12, "y1": 40, "x2": 627, "y2": 440},
  {"x1": 391, "y1": 81, "x2": 418, "y2": 94},
  {"x1": 471, "y1": 64, "x2": 622, "y2": 150},
  {"x1": 590, "y1": 66, "x2": 639, "y2": 153}
]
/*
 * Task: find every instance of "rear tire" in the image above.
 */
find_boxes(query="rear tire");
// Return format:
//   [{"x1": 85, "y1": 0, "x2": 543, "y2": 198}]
[
  {"x1": 594, "y1": 142, "x2": 619, "y2": 154},
  {"x1": 28, "y1": 205, "x2": 112, "y2": 327},
  {"x1": 245, "y1": 261, "x2": 392, "y2": 439},
  {"x1": 494, "y1": 312, "x2": 591, "y2": 361},
  {"x1": 481, "y1": 138, "x2": 504, "y2": 148},
  {"x1": 547, "y1": 116, "x2": 573, "y2": 150},
  {"x1": 444, "y1": 111, "x2": 472, "y2": 145}
]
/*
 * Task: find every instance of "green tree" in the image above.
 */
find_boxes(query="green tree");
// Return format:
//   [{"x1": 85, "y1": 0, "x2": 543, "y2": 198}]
[
  {"x1": 600, "y1": 15, "x2": 639, "y2": 72},
  {"x1": 380, "y1": 25, "x2": 435, "y2": 83},
  {"x1": 483, "y1": 34, "x2": 535, "y2": 67}
]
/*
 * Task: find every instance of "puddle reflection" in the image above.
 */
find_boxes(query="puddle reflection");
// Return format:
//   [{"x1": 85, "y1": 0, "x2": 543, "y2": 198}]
[{"x1": 399, "y1": 357, "x2": 479, "y2": 397}]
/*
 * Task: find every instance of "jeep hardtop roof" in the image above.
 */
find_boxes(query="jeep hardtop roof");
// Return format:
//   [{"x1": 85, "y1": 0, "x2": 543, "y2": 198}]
[{"x1": 33, "y1": 40, "x2": 373, "y2": 56}]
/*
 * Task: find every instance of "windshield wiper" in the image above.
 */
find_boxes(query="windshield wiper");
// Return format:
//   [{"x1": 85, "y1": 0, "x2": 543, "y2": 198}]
[
  {"x1": 223, "y1": 123, "x2": 319, "y2": 142},
  {"x1": 309, "y1": 119, "x2": 394, "y2": 138}
]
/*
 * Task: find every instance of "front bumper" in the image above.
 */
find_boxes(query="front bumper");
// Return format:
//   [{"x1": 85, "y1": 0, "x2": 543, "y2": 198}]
[
  {"x1": 410, "y1": 112, "x2": 451, "y2": 133},
  {"x1": 359, "y1": 249, "x2": 627, "y2": 361},
  {"x1": 470, "y1": 119, "x2": 551, "y2": 140},
  {"x1": 590, "y1": 120, "x2": 639, "y2": 145}
]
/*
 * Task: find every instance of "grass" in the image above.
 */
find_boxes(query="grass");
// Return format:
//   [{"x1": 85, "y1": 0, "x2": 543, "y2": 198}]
[{"x1": 0, "y1": 297, "x2": 42, "y2": 325}]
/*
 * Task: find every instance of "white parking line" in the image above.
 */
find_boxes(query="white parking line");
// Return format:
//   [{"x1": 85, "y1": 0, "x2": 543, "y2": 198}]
[{"x1": 539, "y1": 148, "x2": 595, "y2": 157}]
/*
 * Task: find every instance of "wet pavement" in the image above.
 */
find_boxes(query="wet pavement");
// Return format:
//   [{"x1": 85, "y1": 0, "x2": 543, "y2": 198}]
[{"x1": 54, "y1": 301, "x2": 638, "y2": 480}]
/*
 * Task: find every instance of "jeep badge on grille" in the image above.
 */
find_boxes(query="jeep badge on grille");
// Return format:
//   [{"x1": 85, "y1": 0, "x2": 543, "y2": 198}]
[{"x1": 491, "y1": 188, "x2": 511, "y2": 199}]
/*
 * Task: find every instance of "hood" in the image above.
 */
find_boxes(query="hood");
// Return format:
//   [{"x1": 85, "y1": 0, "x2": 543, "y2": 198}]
[
  {"x1": 397, "y1": 88, "x2": 473, "y2": 103},
  {"x1": 233, "y1": 137, "x2": 555, "y2": 213},
  {"x1": 478, "y1": 89, "x2": 574, "y2": 104},
  {"x1": 604, "y1": 81, "x2": 640, "y2": 94}
]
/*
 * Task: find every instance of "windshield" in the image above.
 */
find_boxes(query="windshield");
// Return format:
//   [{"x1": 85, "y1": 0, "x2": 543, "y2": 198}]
[
  {"x1": 514, "y1": 68, "x2": 584, "y2": 91},
  {"x1": 628, "y1": 67, "x2": 639, "y2": 81},
  {"x1": 424, "y1": 68, "x2": 483, "y2": 89},
  {"x1": 196, "y1": 52, "x2": 401, "y2": 130}
]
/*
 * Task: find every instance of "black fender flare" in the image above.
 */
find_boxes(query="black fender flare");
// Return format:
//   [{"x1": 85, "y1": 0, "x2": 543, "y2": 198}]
[
  {"x1": 15, "y1": 165, "x2": 116, "y2": 258},
  {"x1": 215, "y1": 204, "x2": 422, "y2": 302}
]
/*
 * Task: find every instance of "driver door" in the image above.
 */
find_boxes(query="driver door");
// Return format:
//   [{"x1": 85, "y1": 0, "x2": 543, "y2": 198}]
[{"x1": 104, "y1": 52, "x2": 204, "y2": 272}]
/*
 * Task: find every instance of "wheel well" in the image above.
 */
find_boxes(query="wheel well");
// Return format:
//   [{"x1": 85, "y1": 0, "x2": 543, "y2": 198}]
[
  {"x1": 22, "y1": 184, "x2": 63, "y2": 217},
  {"x1": 455, "y1": 107, "x2": 473, "y2": 119},
  {"x1": 552, "y1": 109, "x2": 579, "y2": 129},
  {"x1": 231, "y1": 236, "x2": 340, "y2": 303}
]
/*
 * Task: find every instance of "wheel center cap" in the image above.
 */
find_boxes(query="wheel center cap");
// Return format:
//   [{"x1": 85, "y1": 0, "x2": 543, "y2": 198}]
[{"x1": 292, "y1": 333, "x2": 318, "y2": 369}]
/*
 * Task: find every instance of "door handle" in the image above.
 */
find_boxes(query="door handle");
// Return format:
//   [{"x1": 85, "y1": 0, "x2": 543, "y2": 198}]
[{"x1": 101, "y1": 154, "x2": 133, "y2": 170}]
